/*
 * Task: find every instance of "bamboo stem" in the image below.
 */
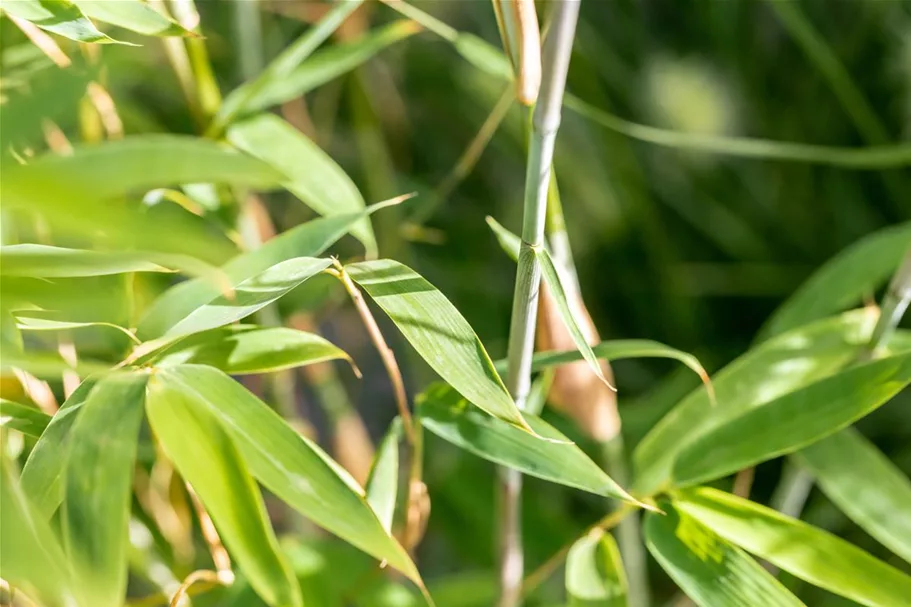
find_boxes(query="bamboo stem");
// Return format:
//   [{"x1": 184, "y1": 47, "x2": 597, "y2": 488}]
[
  {"x1": 869, "y1": 249, "x2": 911, "y2": 352},
  {"x1": 498, "y1": 3, "x2": 580, "y2": 606}
]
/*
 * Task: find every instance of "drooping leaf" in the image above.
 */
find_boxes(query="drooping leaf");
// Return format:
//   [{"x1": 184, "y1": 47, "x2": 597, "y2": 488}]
[
  {"x1": 0, "y1": 399, "x2": 51, "y2": 437},
  {"x1": 417, "y1": 383, "x2": 641, "y2": 505},
  {"x1": 633, "y1": 308, "x2": 877, "y2": 495},
  {"x1": 228, "y1": 114, "x2": 376, "y2": 255},
  {"x1": 644, "y1": 503, "x2": 804, "y2": 607},
  {"x1": 147, "y1": 325, "x2": 350, "y2": 374},
  {"x1": 795, "y1": 428, "x2": 911, "y2": 564},
  {"x1": 15, "y1": 316, "x2": 139, "y2": 344},
  {"x1": 163, "y1": 257, "x2": 332, "y2": 339},
  {"x1": 152, "y1": 365, "x2": 421, "y2": 585},
  {"x1": 61, "y1": 372, "x2": 147, "y2": 607},
  {"x1": 672, "y1": 350, "x2": 911, "y2": 487},
  {"x1": 345, "y1": 259, "x2": 529, "y2": 431},
  {"x1": 146, "y1": 378, "x2": 302, "y2": 607},
  {"x1": 73, "y1": 0, "x2": 189, "y2": 37},
  {"x1": 0, "y1": 350, "x2": 110, "y2": 378},
  {"x1": 0, "y1": 244, "x2": 176, "y2": 277},
  {"x1": 760, "y1": 222, "x2": 911, "y2": 340},
  {"x1": 675, "y1": 487, "x2": 911, "y2": 607},
  {"x1": 0, "y1": 0, "x2": 120, "y2": 43},
  {"x1": 566, "y1": 529, "x2": 628, "y2": 606},
  {"x1": 366, "y1": 418, "x2": 402, "y2": 534}
]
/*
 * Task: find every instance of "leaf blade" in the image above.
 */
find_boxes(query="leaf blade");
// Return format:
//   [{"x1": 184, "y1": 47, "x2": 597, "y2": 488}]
[
  {"x1": 73, "y1": 0, "x2": 189, "y2": 37},
  {"x1": 1, "y1": 0, "x2": 119, "y2": 43},
  {"x1": 566, "y1": 529, "x2": 628, "y2": 607},
  {"x1": 0, "y1": 399, "x2": 51, "y2": 438},
  {"x1": 366, "y1": 418, "x2": 402, "y2": 534}
]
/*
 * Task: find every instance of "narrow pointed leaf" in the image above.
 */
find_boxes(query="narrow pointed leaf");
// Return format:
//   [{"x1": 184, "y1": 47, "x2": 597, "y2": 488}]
[
  {"x1": 147, "y1": 378, "x2": 301, "y2": 607},
  {"x1": 0, "y1": 0, "x2": 120, "y2": 43},
  {"x1": 164, "y1": 257, "x2": 332, "y2": 339},
  {"x1": 61, "y1": 372, "x2": 147, "y2": 607},
  {"x1": 154, "y1": 365, "x2": 421, "y2": 585},
  {"x1": 0, "y1": 244, "x2": 172, "y2": 277},
  {"x1": 644, "y1": 503, "x2": 804, "y2": 607},
  {"x1": 486, "y1": 216, "x2": 522, "y2": 261},
  {"x1": 148, "y1": 325, "x2": 350, "y2": 374},
  {"x1": 0, "y1": 350, "x2": 110, "y2": 378},
  {"x1": 346, "y1": 259, "x2": 529, "y2": 431},
  {"x1": 634, "y1": 308, "x2": 877, "y2": 495},
  {"x1": 228, "y1": 114, "x2": 375, "y2": 254},
  {"x1": 16, "y1": 316, "x2": 139, "y2": 343},
  {"x1": 417, "y1": 383, "x2": 641, "y2": 505},
  {"x1": 795, "y1": 428, "x2": 911, "y2": 564},
  {"x1": 673, "y1": 350, "x2": 911, "y2": 487},
  {"x1": 0, "y1": 399, "x2": 51, "y2": 437},
  {"x1": 675, "y1": 487, "x2": 911, "y2": 607},
  {"x1": 566, "y1": 529, "x2": 628, "y2": 606},
  {"x1": 366, "y1": 418, "x2": 402, "y2": 534},
  {"x1": 73, "y1": 0, "x2": 190, "y2": 36}
]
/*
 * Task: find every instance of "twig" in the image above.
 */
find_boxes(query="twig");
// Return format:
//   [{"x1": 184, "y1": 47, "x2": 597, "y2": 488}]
[{"x1": 186, "y1": 485, "x2": 234, "y2": 582}]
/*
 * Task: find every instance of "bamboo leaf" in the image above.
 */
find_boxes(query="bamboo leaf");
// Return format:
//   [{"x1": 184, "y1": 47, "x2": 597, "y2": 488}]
[
  {"x1": 228, "y1": 114, "x2": 376, "y2": 255},
  {"x1": 0, "y1": 350, "x2": 110, "y2": 378},
  {"x1": 672, "y1": 350, "x2": 911, "y2": 487},
  {"x1": 61, "y1": 372, "x2": 147, "y2": 607},
  {"x1": 346, "y1": 259, "x2": 529, "y2": 431},
  {"x1": 760, "y1": 222, "x2": 911, "y2": 340},
  {"x1": 675, "y1": 487, "x2": 911, "y2": 607},
  {"x1": 0, "y1": 399, "x2": 51, "y2": 437},
  {"x1": 417, "y1": 383, "x2": 641, "y2": 505},
  {"x1": 73, "y1": 0, "x2": 190, "y2": 37},
  {"x1": 152, "y1": 365, "x2": 422, "y2": 586},
  {"x1": 0, "y1": 244, "x2": 179, "y2": 277},
  {"x1": 486, "y1": 216, "x2": 522, "y2": 261},
  {"x1": 644, "y1": 502, "x2": 804, "y2": 607},
  {"x1": 366, "y1": 418, "x2": 402, "y2": 534},
  {"x1": 566, "y1": 529, "x2": 628, "y2": 607},
  {"x1": 15, "y1": 316, "x2": 139, "y2": 343},
  {"x1": 163, "y1": 257, "x2": 333, "y2": 339},
  {"x1": 795, "y1": 428, "x2": 911, "y2": 564},
  {"x1": 0, "y1": 65, "x2": 90, "y2": 149},
  {"x1": 633, "y1": 308, "x2": 877, "y2": 496},
  {"x1": 0, "y1": 0, "x2": 122, "y2": 44},
  {"x1": 148, "y1": 325, "x2": 350, "y2": 374},
  {"x1": 146, "y1": 377, "x2": 302, "y2": 607}
]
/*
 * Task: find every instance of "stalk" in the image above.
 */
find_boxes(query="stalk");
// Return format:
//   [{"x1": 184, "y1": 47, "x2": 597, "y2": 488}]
[{"x1": 498, "y1": 3, "x2": 580, "y2": 606}]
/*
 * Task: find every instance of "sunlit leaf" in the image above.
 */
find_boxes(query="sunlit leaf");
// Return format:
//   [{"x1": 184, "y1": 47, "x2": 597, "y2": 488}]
[
  {"x1": 1, "y1": 0, "x2": 121, "y2": 44},
  {"x1": 15, "y1": 316, "x2": 139, "y2": 343},
  {"x1": 634, "y1": 308, "x2": 877, "y2": 495},
  {"x1": 0, "y1": 244, "x2": 176, "y2": 277},
  {"x1": 73, "y1": 0, "x2": 190, "y2": 37},
  {"x1": 61, "y1": 372, "x2": 147, "y2": 607},
  {"x1": 417, "y1": 383, "x2": 641, "y2": 505},
  {"x1": 0, "y1": 399, "x2": 51, "y2": 437},
  {"x1": 0, "y1": 350, "x2": 110, "y2": 378},
  {"x1": 228, "y1": 114, "x2": 376, "y2": 255},
  {"x1": 644, "y1": 502, "x2": 804, "y2": 607},
  {"x1": 486, "y1": 216, "x2": 522, "y2": 261},
  {"x1": 346, "y1": 259, "x2": 529, "y2": 431},
  {"x1": 146, "y1": 377, "x2": 302, "y2": 607},
  {"x1": 673, "y1": 350, "x2": 911, "y2": 487},
  {"x1": 148, "y1": 325, "x2": 350, "y2": 374},
  {"x1": 152, "y1": 365, "x2": 421, "y2": 585},
  {"x1": 366, "y1": 417, "x2": 402, "y2": 534},
  {"x1": 566, "y1": 529, "x2": 628, "y2": 606},
  {"x1": 675, "y1": 487, "x2": 911, "y2": 607},
  {"x1": 795, "y1": 428, "x2": 911, "y2": 564}
]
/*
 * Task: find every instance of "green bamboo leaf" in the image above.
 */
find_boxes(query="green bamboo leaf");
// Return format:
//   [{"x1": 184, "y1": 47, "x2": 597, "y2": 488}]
[
  {"x1": 566, "y1": 529, "x2": 628, "y2": 607},
  {"x1": 644, "y1": 503, "x2": 804, "y2": 607},
  {"x1": 73, "y1": 0, "x2": 190, "y2": 37},
  {"x1": 0, "y1": 399, "x2": 51, "y2": 438},
  {"x1": 0, "y1": 457, "x2": 74, "y2": 607},
  {"x1": 0, "y1": 244, "x2": 177, "y2": 277},
  {"x1": 0, "y1": 0, "x2": 123, "y2": 44},
  {"x1": 61, "y1": 372, "x2": 147, "y2": 607},
  {"x1": 760, "y1": 222, "x2": 911, "y2": 340},
  {"x1": 672, "y1": 350, "x2": 911, "y2": 487},
  {"x1": 366, "y1": 418, "x2": 402, "y2": 534},
  {"x1": 1, "y1": 308, "x2": 24, "y2": 351},
  {"x1": 146, "y1": 377, "x2": 302, "y2": 607},
  {"x1": 675, "y1": 487, "x2": 911, "y2": 607},
  {"x1": 633, "y1": 308, "x2": 877, "y2": 496},
  {"x1": 152, "y1": 365, "x2": 422, "y2": 586},
  {"x1": 486, "y1": 216, "x2": 522, "y2": 261},
  {"x1": 346, "y1": 259, "x2": 529, "y2": 431},
  {"x1": 0, "y1": 350, "x2": 110, "y2": 378},
  {"x1": 163, "y1": 257, "x2": 333, "y2": 339},
  {"x1": 15, "y1": 316, "x2": 139, "y2": 344},
  {"x1": 137, "y1": 202, "x2": 396, "y2": 340},
  {"x1": 417, "y1": 383, "x2": 642, "y2": 506},
  {"x1": 453, "y1": 33, "x2": 514, "y2": 81},
  {"x1": 227, "y1": 114, "x2": 376, "y2": 255},
  {"x1": 148, "y1": 325, "x2": 350, "y2": 374},
  {"x1": 795, "y1": 427, "x2": 911, "y2": 564},
  {"x1": 20, "y1": 380, "x2": 96, "y2": 518}
]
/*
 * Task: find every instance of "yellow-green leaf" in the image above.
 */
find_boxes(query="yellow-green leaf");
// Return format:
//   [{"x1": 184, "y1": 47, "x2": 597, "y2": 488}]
[
  {"x1": 0, "y1": 399, "x2": 51, "y2": 438},
  {"x1": 566, "y1": 530, "x2": 628, "y2": 607},
  {"x1": 1, "y1": 0, "x2": 121, "y2": 43}
]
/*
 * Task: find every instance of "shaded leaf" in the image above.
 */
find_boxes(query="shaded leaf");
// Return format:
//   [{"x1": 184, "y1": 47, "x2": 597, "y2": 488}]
[
  {"x1": 15, "y1": 315, "x2": 139, "y2": 343},
  {"x1": 417, "y1": 383, "x2": 641, "y2": 505},
  {"x1": 644, "y1": 502, "x2": 804, "y2": 607},
  {"x1": 61, "y1": 372, "x2": 147, "y2": 607},
  {"x1": 795, "y1": 428, "x2": 911, "y2": 564},
  {"x1": 346, "y1": 259, "x2": 529, "y2": 431},
  {"x1": 1, "y1": 0, "x2": 120, "y2": 43},
  {"x1": 366, "y1": 418, "x2": 402, "y2": 534},
  {"x1": 566, "y1": 529, "x2": 628, "y2": 606},
  {"x1": 0, "y1": 65, "x2": 90, "y2": 149},
  {"x1": 228, "y1": 114, "x2": 375, "y2": 254},
  {"x1": 672, "y1": 350, "x2": 911, "y2": 487},
  {"x1": 0, "y1": 350, "x2": 110, "y2": 378},
  {"x1": 486, "y1": 216, "x2": 522, "y2": 261},
  {"x1": 153, "y1": 365, "x2": 421, "y2": 585},
  {"x1": 0, "y1": 399, "x2": 51, "y2": 437},
  {"x1": 0, "y1": 244, "x2": 174, "y2": 277},
  {"x1": 73, "y1": 0, "x2": 189, "y2": 37},
  {"x1": 675, "y1": 487, "x2": 911, "y2": 607},
  {"x1": 147, "y1": 377, "x2": 302, "y2": 607}
]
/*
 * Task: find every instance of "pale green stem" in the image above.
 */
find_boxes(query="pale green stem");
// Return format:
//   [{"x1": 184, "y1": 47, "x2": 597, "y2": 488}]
[{"x1": 498, "y1": 3, "x2": 580, "y2": 606}]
